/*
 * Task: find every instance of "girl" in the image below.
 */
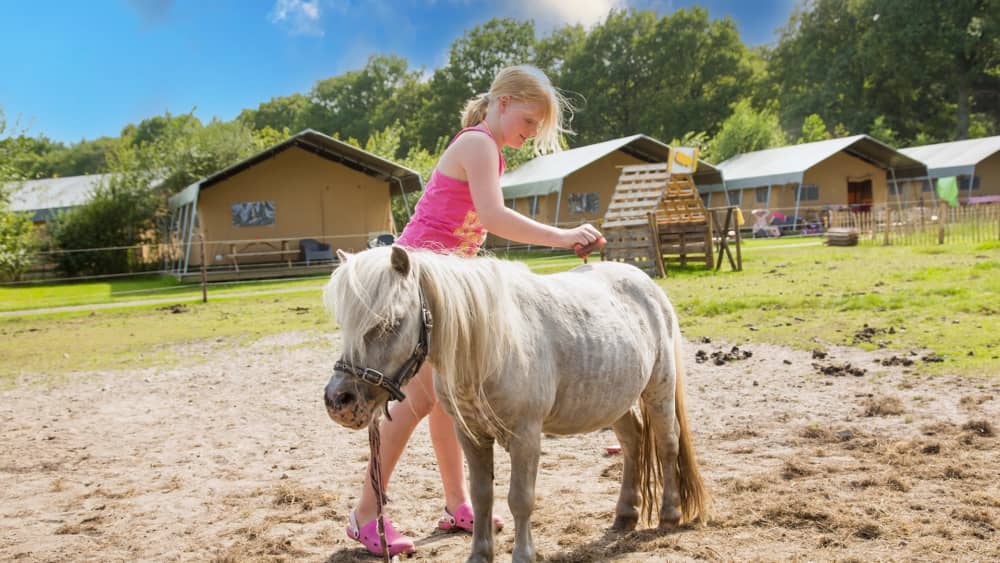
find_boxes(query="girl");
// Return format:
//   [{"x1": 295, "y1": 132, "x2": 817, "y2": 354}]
[{"x1": 345, "y1": 64, "x2": 602, "y2": 557}]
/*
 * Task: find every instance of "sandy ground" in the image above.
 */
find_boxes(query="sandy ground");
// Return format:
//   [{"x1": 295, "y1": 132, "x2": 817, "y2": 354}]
[{"x1": 1, "y1": 326, "x2": 998, "y2": 562}]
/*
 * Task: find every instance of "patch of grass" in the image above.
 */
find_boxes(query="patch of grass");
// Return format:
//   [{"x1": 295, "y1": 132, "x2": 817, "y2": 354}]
[
  {"x1": 659, "y1": 241, "x2": 1000, "y2": 375},
  {"x1": 2, "y1": 240, "x2": 998, "y2": 380},
  {"x1": 0, "y1": 273, "x2": 332, "y2": 312},
  {"x1": 0, "y1": 291, "x2": 330, "y2": 383}
]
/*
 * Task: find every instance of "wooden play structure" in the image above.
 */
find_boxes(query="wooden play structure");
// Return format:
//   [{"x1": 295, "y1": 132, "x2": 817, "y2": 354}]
[{"x1": 602, "y1": 148, "x2": 741, "y2": 277}]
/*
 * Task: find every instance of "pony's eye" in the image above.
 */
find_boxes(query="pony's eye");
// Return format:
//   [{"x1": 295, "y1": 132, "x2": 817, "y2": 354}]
[{"x1": 365, "y1": 320, "x2": 400, "y2": 342}]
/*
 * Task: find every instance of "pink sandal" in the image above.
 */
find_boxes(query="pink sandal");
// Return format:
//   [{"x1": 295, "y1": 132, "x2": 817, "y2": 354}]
[
  {"x1": 345, "y1": 510, "x2": 416, "y2": 556},
  {"x1": 437, "y1": 502, "x2": 504, "y2": 533}
]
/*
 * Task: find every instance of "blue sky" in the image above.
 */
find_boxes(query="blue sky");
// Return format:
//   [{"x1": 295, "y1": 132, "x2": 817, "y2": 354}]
[{"x1": 1, "y1": 0, "x2": 796, "y2": 144}]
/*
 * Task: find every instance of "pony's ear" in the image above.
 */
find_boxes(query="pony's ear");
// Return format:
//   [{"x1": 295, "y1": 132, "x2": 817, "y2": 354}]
[
  {"x1": 390, "y1": 245, "x2": 410, "y2": 276},
  {"x1": 336, "y1": 249, "x2": 352, "y2": 263}
]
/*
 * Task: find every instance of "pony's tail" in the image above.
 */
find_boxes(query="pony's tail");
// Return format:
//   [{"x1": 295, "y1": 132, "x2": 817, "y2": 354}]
[
  {"x1": 672, "y1": 314, "x2": 710, "y2": 525},
  {"x1": 635, "y1": 314, "x2": 710, "y2": 528},
  {"x1": 637, "y1": 400, "x2": 663, "y2": 527}
]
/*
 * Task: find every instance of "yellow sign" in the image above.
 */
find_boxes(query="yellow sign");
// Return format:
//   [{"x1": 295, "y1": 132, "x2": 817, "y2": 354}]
[{"x1": 669, "y1": 147, "x2": 699, "y2": 174}]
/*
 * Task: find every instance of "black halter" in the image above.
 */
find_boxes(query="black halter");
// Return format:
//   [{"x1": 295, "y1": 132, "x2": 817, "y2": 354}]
[{"x1": 333, "y1": 287, "x2": 433, "y2": 405}]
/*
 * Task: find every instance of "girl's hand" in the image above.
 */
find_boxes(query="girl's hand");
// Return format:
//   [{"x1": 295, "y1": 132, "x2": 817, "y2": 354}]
[{"x1": 561, "y1": 223, "x2": 605, "y2": 249}]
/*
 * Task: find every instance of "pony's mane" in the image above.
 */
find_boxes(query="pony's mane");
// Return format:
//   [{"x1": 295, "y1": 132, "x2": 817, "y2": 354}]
[{"x1": 325, "y1": 248, "x2": 530, "y2": 439}]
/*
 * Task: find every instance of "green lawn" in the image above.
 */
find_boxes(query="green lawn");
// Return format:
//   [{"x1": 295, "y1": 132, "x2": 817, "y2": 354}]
[
  {"x1": 0, "y1": 272, "x2": 334, "y2": 312},
  {"x1": 1, "y1": 239, "x2": 997, "y2": 383},
  {"x1": 658, "y1": 239, "x2": 1000, "y2": 376}
]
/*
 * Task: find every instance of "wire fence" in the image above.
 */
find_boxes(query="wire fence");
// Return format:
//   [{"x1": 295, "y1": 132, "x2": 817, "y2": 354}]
[
  {"x1": 6, "y1": 202, "x2": 998, "y2": 287},
  {"x1": 3, "y1": 230, "x2": 575, "y2": 287}
]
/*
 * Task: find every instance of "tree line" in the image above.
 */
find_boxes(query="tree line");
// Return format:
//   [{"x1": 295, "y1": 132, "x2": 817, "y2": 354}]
[{"x1": 1, "y1": 1, "x2": 997, "y2": 279}]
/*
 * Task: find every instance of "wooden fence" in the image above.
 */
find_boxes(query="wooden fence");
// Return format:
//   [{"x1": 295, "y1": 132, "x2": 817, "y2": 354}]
[{"x1": 828, "y1": 203, "x2": 1000, "y2": 246}]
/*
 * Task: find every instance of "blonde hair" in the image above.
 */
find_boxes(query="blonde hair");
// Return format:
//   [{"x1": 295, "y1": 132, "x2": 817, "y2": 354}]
[{"x1": 460, "y1": 64, "x2": 572, "y2": 155}]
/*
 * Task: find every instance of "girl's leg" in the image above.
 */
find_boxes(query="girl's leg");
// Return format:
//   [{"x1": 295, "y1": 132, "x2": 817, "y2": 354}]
[
  {"x1": 354, "y1": 362, "x2": 437, "y2": 525},
  {"x1": 429, "y1": 398, "x2": 470, "y2": 512}
]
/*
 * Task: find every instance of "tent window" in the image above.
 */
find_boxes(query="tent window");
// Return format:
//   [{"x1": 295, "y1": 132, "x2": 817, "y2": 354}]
[
  {"x1": 958, "y1": 175, "x2": 980, "y2": 191},
  {"x1": 568, "y1": 192, "x2": 599, "y2": 213},
  {"x1": 505, "y1": 199, "x2": 515, "y2": 209},
  {"x1": 727, "y1": 190, "x2": 742, "y2": 205},
  {"x1": 231, "y1": 201, "x2": 275, "y2": 227},
  {"x1": 529, "y1": 197, "x2": 539, "y2": 216},
  {"x1": 889, "y1": 182, "x2": 904, "y2": 195},
  {"x1": 801, "y1": 185, "x2": 820, "y2": 201},
  {"x1": 922, "y1": 179, "x2": 934, "y2": 192},
  {"x1": 755, "y1": 188, "x2": 768, "y2": 203},
  {"x1": 701, "y1": 194, "x2": 710, "y2": 208}
]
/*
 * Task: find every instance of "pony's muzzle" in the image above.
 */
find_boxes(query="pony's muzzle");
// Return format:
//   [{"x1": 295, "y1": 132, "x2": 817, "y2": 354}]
[
  {"x1": 329, "y1": 389, "x2": 356, "y2": 410},
  {"x1": 324, "y1": 380, "x2": 356, "y2": 410},
  {"x1": 323, "y1": 380, "x2": 371, "y2": 429}
]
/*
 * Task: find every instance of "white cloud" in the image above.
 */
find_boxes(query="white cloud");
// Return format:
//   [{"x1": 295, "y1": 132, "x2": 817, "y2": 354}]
[
  {"x1": 269, "y1": 0, "x2": 324, "y2": 37},
  {"x1": 512, "y1": 0, "x2": 624, "y2": 29}
]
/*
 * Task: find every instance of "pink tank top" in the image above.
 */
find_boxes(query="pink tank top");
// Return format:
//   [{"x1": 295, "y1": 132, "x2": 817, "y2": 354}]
[{"x1": 396, "y1": 125, "x2": 505, "y2": 257}]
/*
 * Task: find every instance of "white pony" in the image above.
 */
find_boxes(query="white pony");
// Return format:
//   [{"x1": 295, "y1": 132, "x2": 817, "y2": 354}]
[{"x1": 323, "y1": 246, "x2": 708, "y2": 563}]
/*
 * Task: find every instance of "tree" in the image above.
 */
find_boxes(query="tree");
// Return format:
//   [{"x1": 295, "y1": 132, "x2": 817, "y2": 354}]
[
  {"x1": 0, "y1": 106, "x2": 25, "y2": 185},
  {"x1": 798, "y1": 114, "x2": 831, "y2": 143},
  {"x1": 865, "y1": 0, "x2": 1000, "y2": 139},
  {"x1": 644, "y1": 7, "x2": 753, "y2": 142},
  {"x1": 141, "y1": 115, "x2": 259, "y2": 195},
  {"x1": 251, "y1": 126, "x2": 293, "y2": 151},
  {"x1": 768, "y1": 0, "x2": 999, "y2": 144},
  {"x1": 300, "y1": 54, "x2": 425, "y2": 150},
  {"x1": 533, "y1": 23, "x2": 587, "y2": 84},
  {"x1": 46, "y1": 139, "x2": 161, "y2": 276},
  {"x1": 766, "y1": 0, "x2": 876, "y2": 138},
  {"x1": 0, "y1": 106, "x2": 39, "y2": 281},
  {"x1": 237, "y1": 93, "x2": 312, "y2": 133},
  {"x1": 558, "y1": 8, "x2": 751, "y2": 146},
  {"x1": 706, "y1": 99, "x2": 786, "y2": 162},
  {"x1": 415, "y1": 18, "x2": 537, "y2": 150},
  {"x1": 558, "y1": 9, "x2": 658, "y2": 145},
  {"x1": 0, "y1": 210, "x2": 37, "y2": 281},
  {"x1": 868, "y1": 115, "x2": 899, "y2": 146}
]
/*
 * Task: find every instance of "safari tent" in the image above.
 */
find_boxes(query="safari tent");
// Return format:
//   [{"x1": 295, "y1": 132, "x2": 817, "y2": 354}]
[
  {"x1": 166, "y1": 129, "x2": 422, "y2": 276},
  {"x1": 711, "y1": 135, "x2": 927, "y2": 229},
  {"x1": 898, "y1": 135, "x2": 1000, "y2": 204},
  {"x1": 495, "y1": 135, "x2": 722, "y2": 246},
  {"x1": 7, "y1": 173, "x2": 119, "y2": 224}
]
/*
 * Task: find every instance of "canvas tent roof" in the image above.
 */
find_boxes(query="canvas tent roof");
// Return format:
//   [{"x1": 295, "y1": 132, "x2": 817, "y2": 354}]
[
  {"x1": 500, "y1": 134, "x2": 723, "y2": 200},
  {"x1": 169, "y1": 129, "x2": 423, "y2": 209},
  {"x1": 6, "y1": 173, "x2": 113, "y2": 221},
  {"x1": 715, "y1": 135, "x2": 927, "y2": 191},
  {"x1": 899, "y1": 135, "x2": 1000, "y2": 178}
]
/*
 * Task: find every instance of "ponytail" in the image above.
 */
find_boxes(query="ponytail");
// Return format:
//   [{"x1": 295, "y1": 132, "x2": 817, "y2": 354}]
[{"x1": 460, "y1": 94, "x2": 491, "y2": 129}]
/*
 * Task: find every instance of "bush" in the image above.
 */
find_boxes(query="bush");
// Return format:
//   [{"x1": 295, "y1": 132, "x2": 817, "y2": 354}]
[
  {"x1": 0, "y1": 208, "x2": 38, "y2": 281},
  {"x1": 47, "y1": 175, "x2": 159, "y2": 276}
]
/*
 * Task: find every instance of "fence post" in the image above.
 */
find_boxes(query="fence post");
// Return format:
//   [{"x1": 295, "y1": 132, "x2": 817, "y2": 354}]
[
  {"x1": 883, "y1": 207, "x2": 891, "y2": 246},
  {"x1": 199, "y1": 234, "x2": 208, "y2": 303},
  {"x1": 937, "y1": 203, "x2": 945, "y2": 245}
]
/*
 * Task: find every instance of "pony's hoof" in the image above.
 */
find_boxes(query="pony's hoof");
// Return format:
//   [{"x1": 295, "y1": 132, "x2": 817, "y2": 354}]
[
  {"x1": 612, "y1": 514, "x2": 638, "y2": 531},
  {"x1": 658, "y1": 516, "x2": 681, "y2": 531}
]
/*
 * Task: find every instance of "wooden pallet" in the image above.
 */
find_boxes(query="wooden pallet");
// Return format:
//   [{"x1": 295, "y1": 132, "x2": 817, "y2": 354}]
[{"x1": 602, "y1": 151, "x2": 712, "y2": 277}]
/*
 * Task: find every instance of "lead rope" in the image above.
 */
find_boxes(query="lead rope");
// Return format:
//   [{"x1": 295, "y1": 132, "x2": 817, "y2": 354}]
[{"x1": 368, "y1": 421, "x2": 391, "y2": 563}]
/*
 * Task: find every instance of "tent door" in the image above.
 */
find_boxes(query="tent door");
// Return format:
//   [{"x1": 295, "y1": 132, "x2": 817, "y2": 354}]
[{"x1": 847, "y1": 179, "x2": 873, "y2": 206}]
